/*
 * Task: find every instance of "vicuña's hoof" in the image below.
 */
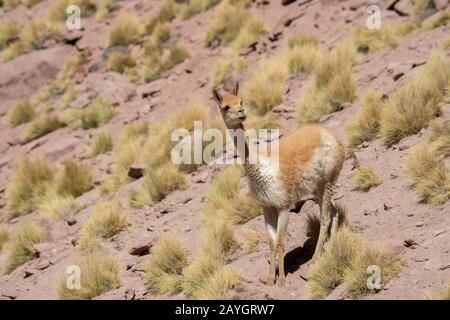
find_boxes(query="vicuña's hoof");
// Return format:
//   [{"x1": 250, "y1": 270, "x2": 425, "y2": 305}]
[{"x1": 278, "y1": 278, "x2": 286, "y2": 287}]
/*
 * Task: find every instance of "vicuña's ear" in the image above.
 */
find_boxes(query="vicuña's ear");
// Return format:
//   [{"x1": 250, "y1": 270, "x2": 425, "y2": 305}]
[
  {"x1": 213, "y1": 89, "x2": 223, "y2": 105},
  {"x1": 234, "y1": 81, "x2": 239, "y2": 96}
]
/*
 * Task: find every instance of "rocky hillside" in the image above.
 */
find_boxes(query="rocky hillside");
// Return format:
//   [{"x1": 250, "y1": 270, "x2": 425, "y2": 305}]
[{"x1": 0, "y1": 0, "x2": 449, "y2": 300}]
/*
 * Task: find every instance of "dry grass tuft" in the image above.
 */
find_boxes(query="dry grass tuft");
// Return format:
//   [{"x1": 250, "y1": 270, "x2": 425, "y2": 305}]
[
  {"x1": 424, "y1": 284, "x2": 450, "y2": 300},
  {"x1": 285, "y1": 44, "x2": 322, "y2": 75},
  {"x1": 178, "y1": 0, "x2": 221, "y2": 20},
  {"x1": 57, "y1": 160, "x2": 92, "y2": 197},
  {"x1": 108, "y1": 10, "x2": 143, "y2": 47},
  {"x1": 107, "y1": 51, "x2": 136, "y2": 74},
  {"x1": 308, "y1": 226, "x2": 403, "y2": 299},
  {"x1": 0, "y1": 225, "x2": 9, "y2": 252},
  {"x1": 297, "y1": 40, "x2": 357, "y2": 125},
  {"x1": 422, "y1": 10, "x2": 450, "y2": 30},
  {"x1": 77, "y1": 201, "x2": 127, "y2": 253},
  {"x1": 354, "y1": 26, "x2": 398, "y2": 53},
  {"x1": 444, "y1": 37, "x2": 450, "y2": 49},
  {"x1": 242, "y1": 228, "x2": 263, "y2": 254},
  {"x1": 91, "y1": 131, "x2": 113, "y2": 156},
  {"x1": 202, "y1": 217, "x2": 240, "y2": 262},
  {"x1": 205, "y1": 0, "x2": 266, "y2": 50},
  {"x1": 353, "y1": 165, "x2": 383, "y2": 192},
  {"x1": 0, "y1": 21, "x2": 20, "y2": 51},
  {"x1": 204, "y1": 166, "x2": 261, "y2": 225},
  {"x1": 405, "y1": 124, "x2": 450, "y2": 204},
  {"x1": 3, "y1": 20, "x2": 59, "y2": 61},
  {"x1": 194, "y1": 266, "x2": 242, "y2": 299},
  {"x1": 242, "y1": 59, "x2": 288, "y2": 115},
  {"x1": 144, "y1": 234, "x2": 189, "y2": 294},
  {"x1": 2, "y1": 221, "x2": 45, "y2": 274},
  {"x1": 37, "y1": 191, "x2": 79, "y2": 221},
  {"x1": 5, "y1": 155, "x2": 55, "y2": 217},
  {"x1": 129, "y1": 163, "x2": 187, "y2": 208},
  {"x1": 345, "y1": 90, "x2": 384, "y2": 149},
  {"x1": 81, "y1": 98, "x2": 116, "y2": 129},
  {"x1": 57, "y1": 254, "x2": 120, "y2": 300},
  {"x1": 95, "y1": 0, "x2": 118, "y2": 21},
  {"x1": 6, "y1": 98, "x2": 35, "y2": 127},
  {"x1": 380, "y1": 49, "x2": 450, "y2": 146},
  {"x1": 21, "y1": 114, "x2": 64, "y2": 143}
]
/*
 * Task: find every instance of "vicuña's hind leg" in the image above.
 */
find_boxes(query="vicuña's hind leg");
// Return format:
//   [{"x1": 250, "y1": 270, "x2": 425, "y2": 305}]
[
  {"x1": 263, "y1": 207, "x2": 278, "y2": 285},
  {"x1": 312, "y1": 182, "x2": 334, "y2": 261},
  {"x1": 276, "y1": 210, "x2": 289, "y2": 287}
]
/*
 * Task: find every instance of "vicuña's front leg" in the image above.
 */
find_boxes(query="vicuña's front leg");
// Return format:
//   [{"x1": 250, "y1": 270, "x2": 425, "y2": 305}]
[
  {"x1": 276, "y1": 210, "x2": 289, "y2": 287},
  {"x1": 263, "y1": 207, "x2": 278, "y2": 285}
]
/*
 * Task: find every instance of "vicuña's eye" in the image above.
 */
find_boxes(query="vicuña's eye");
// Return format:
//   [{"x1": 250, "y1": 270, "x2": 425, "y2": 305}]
[{"x1": 223, "y1": 105, "x2": 231, "y2": 111}]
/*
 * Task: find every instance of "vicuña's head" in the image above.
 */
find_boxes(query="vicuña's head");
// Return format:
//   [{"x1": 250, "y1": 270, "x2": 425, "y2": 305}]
[{"x1": 213, "y1": 82, "x2": 247, "y2": 129}]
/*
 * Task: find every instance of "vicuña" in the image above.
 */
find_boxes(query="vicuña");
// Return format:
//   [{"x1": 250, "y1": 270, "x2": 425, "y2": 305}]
[{"x1": 213, "y1": 82, "x2": 345, "y2": 286}]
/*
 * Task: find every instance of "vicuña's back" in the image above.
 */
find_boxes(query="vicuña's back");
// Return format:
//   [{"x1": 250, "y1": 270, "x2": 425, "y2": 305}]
[{"x1": 278, "y1": 125, "x2": 345, "y2": 207}]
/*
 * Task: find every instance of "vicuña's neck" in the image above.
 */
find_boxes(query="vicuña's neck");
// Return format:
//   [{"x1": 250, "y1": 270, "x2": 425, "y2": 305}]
[{"x1": 229, "y1": 123, "x2": 258, "y2": 172}]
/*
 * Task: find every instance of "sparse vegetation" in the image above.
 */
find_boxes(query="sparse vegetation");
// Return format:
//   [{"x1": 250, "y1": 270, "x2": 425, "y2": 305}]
[
  {"x1": 405, "y1": 123, "x2": 450, "y2": 204},
  {"x1": 193, "y1": 266, "x2": 242, "y2": 299},
  {"x1": 81, "y1": 98, "x2": 116, "y2": 129},
  {"x1": 242, "y1": 228, "x2": 262, "y2": 254},
  {"x1": 77, "y1": 201, "x2": 127, "y2": 252},
  {"x1": 0, "y1": 21, "x2": 20, "y2": 51},
  {"x1": 345, "y1": 90, "x2": 384, "y2": 149},
  {"x1": 354, "y1": 26, "x2": 397, "y2": 53},
  {"x1": 297, "y1": 40, "x2": 357, "y2": 125},
  {"x1": 21, "y1": 114, "x2": 64, "y2": 143},
  {"x1": 92, "y1": 131, "x2": 113, "y2": 156},
  {"x1": 422, "y1": 10, "x2": 450, "y2": 30},
  {"x1": 57, "y1": 160, "x2": 93, "y2": 197},
  {"x1": 5, "y1": 155, "x2": 55, "y2": 217},
  {"x1": 2, "y1": 20, "x2": 59, "y2": 61},
  {"x1": 182, "y1": 166, "x2": 253, "y2": 299},
  {"x1": 130, "y1": 163, "x2": 187, "y2": 208},
  {"x1": 203, "y1": 166, "x2": 261, "y2": 225},
  {"x1": 285, "y1": 43, "x2": 322, "y2": 75},
  {"x1": 6, "y1": 98, "x2": 35, "y2": 127},
  {"x1": 0, "y1": 225, "x2": 9, "y2": 252},
  {"x1": 57, "y1": 254, "x2": 120, "y2": 300},
  {"x1": 95, "y1": 0, "x2": 118, "y2": 21},
  {"x1": 142, "y1": 42, "x2": 190, "y2": 82},
  {"x1": 37, "y1": 191, "x2": 79, "y2": 220},
  {"x1": 144, "y1": 234, "x2": 189, "y2": 294},
  {"x1": 424, "y1": 284, "x2": 450, "y2": 300},
  {"x1": 380, "y1": 50, "x2": 450, "y2": 146},
  {"x1": 178, "y1": 0, "x2": 221, "y2": 20},
  {"x1": 2, "y1": 221, "x2": 45, "y2": 274},
  {"x1": 205, "y1": 0, "x2": 266, "y2": 50},
  {"x1": 242, "y1": 58, "x2": 288, "y2": 115},
  {"x1": 108, "y1": 10, "x2": 144, "y2": 47},
  {"x1": 107, "y1": 51, "x2": 136, "y2": 74},
  {"x1": 308, "y1": 226, "x2": 403, "y2": 299},
  {"x1": 353, "y1": 165, "x2": 383, "y2": 192}
]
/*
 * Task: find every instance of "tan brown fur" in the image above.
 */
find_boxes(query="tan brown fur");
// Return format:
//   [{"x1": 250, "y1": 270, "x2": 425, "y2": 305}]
[{"x1": 213, "y1": 83, "x2": 345, "y2": 287}]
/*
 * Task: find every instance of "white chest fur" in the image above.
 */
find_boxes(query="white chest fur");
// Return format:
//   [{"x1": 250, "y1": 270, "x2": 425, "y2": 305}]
[{"x1": 245, "y1": 156, "x2": 287, "y2": 209}]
